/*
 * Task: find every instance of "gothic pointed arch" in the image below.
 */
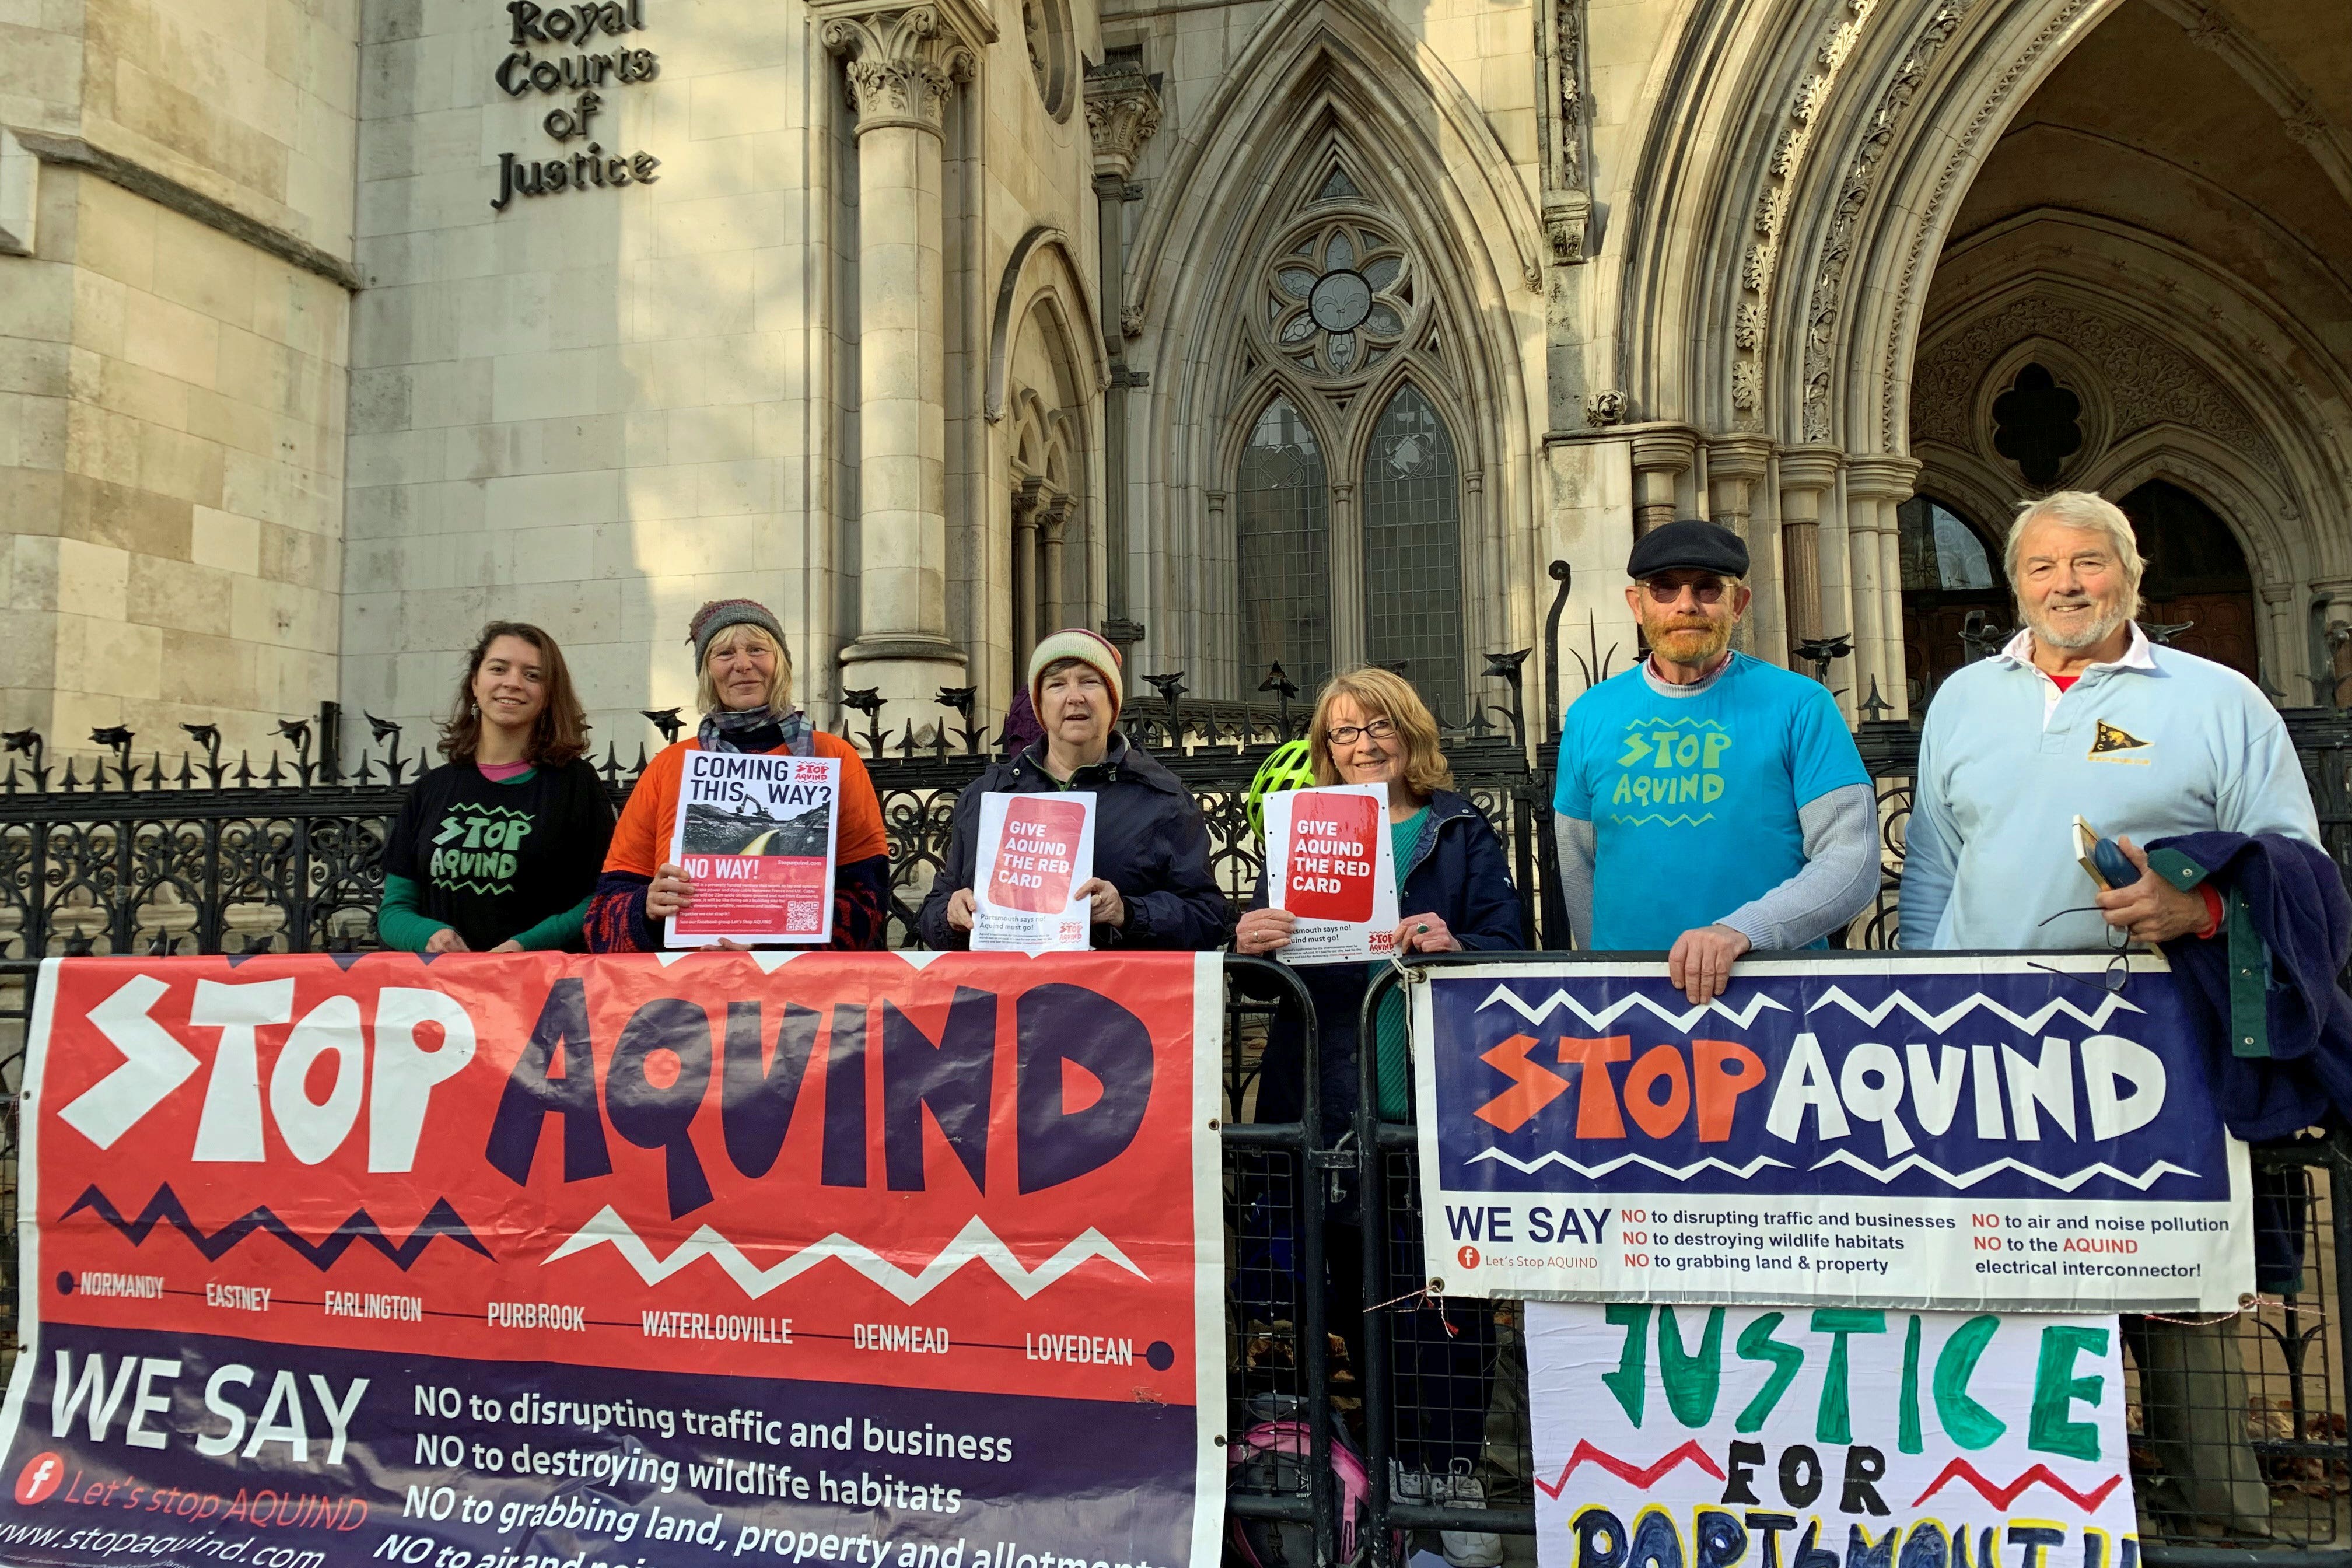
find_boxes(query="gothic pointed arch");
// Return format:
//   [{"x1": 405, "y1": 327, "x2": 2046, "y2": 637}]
[{"x1": 1127, "y1": 0, "x2": 1542, "y2": 701}]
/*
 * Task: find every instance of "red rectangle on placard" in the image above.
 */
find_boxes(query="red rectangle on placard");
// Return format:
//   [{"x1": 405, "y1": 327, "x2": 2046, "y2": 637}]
[
  {"x1": 991, "y1": 796, "x2": 1087, "y2": 913},
  {"x1": 1285, "y1": 790, "x2": 1379, "y2": 922},
  {"x1": 673, "y1": 853, "x2": 828, "y2": 936}
]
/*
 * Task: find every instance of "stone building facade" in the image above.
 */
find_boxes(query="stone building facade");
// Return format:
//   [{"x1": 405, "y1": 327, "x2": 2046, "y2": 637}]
[{"x1": 1, "y1": 0, "x2": 2347, "y2": 754}]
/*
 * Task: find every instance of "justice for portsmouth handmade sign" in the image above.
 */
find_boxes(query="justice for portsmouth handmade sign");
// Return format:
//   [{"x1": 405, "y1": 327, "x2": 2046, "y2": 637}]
[
  {"x1": 1525, "y1": 1301, "x2": 2138, "y2": 1568},
  {"x1": 0, "y1": 953, "x2": 1224, "y2": 1568},
  {"x1": 1412, "y1": 955, "x2": 2250, "y2": 1311}
]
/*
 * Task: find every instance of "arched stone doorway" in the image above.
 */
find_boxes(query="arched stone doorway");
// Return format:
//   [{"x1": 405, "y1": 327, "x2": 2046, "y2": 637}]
[
  {"x1": 1897, "y1": 478, "x2": 2262, "y2": 708},
  {"x1": 2125, "y1": 479, "x2": 2259, "y2": 681},
  {"x1": 1895, "y1": 0, "x2": 2352, "y2": 705}
]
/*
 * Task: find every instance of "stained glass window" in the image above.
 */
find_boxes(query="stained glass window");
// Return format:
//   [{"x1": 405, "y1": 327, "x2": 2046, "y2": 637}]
[
  {"x1": 1361, "y1": 386, "x2": 1465, "y2": 720},
  {"x1": 1237, "y1": 398, "x2": 1332, "y2": 694}
]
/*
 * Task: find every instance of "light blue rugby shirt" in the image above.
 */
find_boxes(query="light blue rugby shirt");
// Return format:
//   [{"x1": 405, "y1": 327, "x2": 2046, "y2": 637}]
[{"x1": 1900, "y1": 623, "x2": 2320, "y2": 951}]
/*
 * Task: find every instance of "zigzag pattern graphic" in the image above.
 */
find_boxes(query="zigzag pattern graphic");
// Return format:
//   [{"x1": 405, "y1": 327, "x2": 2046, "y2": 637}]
[
  {"x1": 544, "y1": 1206, "x2": 1145, "y2": 1304},
  {"x1": 1478, "y1": 985, "x2": 1790, "y2": 1031},
  {"x1": 1806, "y1": 985, "x2": 2143, "y2": 1033},
  {"x1": 1534, "y1": 1440, "x2": 1723, "y2": 1497},
  {"x1": 1808, "y1": 1149, "x2": 2198, "y2": 1192},
  {"x1": 1609, "y1": 813, "x2": 1717, "y2": 828},
  {"x1": 1621, "y1": 718, "x2": 1727, "y2": 733},
  {"x1": 1470, "y1": 1149, "x2": 1792, "y2": 1181},
  {"x1": 62, "y1": 1183, "x2": 492, "y2": 1271},
  {"x1": 1910, "y1": 1460, "x2": 2124, "y2": 1512}
]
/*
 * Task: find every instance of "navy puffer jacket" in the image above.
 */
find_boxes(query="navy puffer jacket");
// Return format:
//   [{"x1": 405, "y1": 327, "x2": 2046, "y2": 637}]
[{"x1": 915, "y1": 734, "x2": 1233, "y2": 951}]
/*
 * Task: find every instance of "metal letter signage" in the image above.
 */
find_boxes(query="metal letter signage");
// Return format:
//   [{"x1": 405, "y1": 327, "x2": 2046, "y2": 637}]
[{"x1": 491, "y1": 0, "x2": 663, "y2": 211}]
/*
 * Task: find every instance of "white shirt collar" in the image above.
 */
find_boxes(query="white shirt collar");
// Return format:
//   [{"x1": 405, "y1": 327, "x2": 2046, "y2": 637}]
[{"x1": 1995, "y1": 621, "x2": 2157, "y2": 677}]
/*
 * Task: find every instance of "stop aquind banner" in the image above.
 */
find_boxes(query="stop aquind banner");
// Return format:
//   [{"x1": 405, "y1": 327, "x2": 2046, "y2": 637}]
[
  {"x1": 0, "y1": 952, "x2": 1224, "y2": 1568},
  {"x1": 1410, "y1": 954, "x2": 2251, "y2": 1311}
]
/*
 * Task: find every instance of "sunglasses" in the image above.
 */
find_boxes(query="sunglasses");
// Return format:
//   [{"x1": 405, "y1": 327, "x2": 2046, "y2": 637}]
[{"x1": 1640, "y1": 576, "x2": 1731, "y2": 605}]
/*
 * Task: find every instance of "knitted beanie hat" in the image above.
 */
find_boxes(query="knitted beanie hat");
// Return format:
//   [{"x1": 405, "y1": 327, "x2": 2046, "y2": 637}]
[
  {"x1": 687, "y1": 598, "x2": 789, "y2": 669},
  {"x1": 1028, "y1": 628, "x2": 1124, "y2": 717}
]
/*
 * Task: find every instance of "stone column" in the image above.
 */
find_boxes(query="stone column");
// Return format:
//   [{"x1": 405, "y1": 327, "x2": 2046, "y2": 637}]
[
  {"x1": 2315, "y1": 580, "x2": 2352, "y2": 708},
  {"x1": 1010, "y1": 478, "x2": 1043, "y2": 671},
  {"x1": 1845, "y1": 458, "x2": 1917, "y2": 719},
  {"x1": 817, "y1": 0, "x2": 995, "y2": 714},
  {"x1": 2258, "y1": 582, "x2": 2296, "y2": 702},
  {"x1": 1329, "y1": 481, "x2": 1361, "y2": 665},
  {"x1": 1084, "y1": 57, "x2": 1160, "y2": 662},
  {"x1": 1775, "y1": 446, "x2": 1841, "y2": 652},
  {"x1": 1038, "y1": 493, "x2": 1071, "y2": 632},
  {"x1": 1707, "y1": 436, "x2": 1776, "y2": 663},
  {"x1": 1629, "y1": 427, "x2": 1697, "y2": 537}
]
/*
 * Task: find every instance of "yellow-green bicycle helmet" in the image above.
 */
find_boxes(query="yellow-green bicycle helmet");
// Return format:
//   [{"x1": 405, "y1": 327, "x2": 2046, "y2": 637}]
[{"x1": 1244, "y1": 738, "x2": 1318, "y2": 842}]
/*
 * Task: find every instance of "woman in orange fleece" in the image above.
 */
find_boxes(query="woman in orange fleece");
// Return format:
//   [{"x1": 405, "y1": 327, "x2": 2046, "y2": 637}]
[{"x1": 587, "y1": 599, "x2": 892, "y2": 951}]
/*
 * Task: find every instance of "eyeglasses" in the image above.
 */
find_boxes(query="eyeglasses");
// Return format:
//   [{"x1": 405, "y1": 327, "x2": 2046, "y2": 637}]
[
  {"x1": 1641, "y1": 576, "x2": 1730, "y2": 605},
  {"x1": 1326, "y1": 719, "x2": 1397, "y2": 746}
]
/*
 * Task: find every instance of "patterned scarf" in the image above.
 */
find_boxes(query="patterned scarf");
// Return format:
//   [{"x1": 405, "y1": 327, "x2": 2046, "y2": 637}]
[{"x1": 697, "y1": 705, "x2": 815, "y2": 757}]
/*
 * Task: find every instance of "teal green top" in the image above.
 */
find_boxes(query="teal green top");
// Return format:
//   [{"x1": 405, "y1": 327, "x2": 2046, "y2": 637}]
[
  {"x1": 375, "y1": 765, "x2": 593, "y2": 953},
  {"x1": 2147, "y1": 847, "x2": 2269, "y2": 1060},
  {"x1": 1372, "y1": 808, "x2": 1430, "y2": 1121}
]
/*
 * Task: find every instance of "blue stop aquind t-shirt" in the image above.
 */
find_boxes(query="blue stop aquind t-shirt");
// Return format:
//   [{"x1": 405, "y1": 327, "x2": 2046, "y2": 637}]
[{"x1": 1553, "y1": 653, "x2": 1867, "y2": 950}]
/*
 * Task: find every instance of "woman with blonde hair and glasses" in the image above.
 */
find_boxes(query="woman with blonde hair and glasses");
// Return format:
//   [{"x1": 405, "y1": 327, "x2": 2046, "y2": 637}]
[
  {"x1": 1233, "y1": 667, "x2": 1522, "y2": 1560},
  {"x1": 587, "y1": 599, "x2": 892, "y2": 951}
]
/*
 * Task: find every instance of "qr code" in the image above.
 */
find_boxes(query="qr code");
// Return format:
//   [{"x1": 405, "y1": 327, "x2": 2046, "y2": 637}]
[{"x1": 788, "y1": 901, "x2": 821, "y2": 926}]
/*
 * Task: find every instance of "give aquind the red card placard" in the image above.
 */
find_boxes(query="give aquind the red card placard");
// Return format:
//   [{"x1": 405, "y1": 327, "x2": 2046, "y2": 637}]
[
  {"x1": 667, "y1": 751, "x2": 841, "y2": 946},
  {"x1": 971, "y1": 793, "x2": 1096, "y2": 953},
  {"x1": 0, "y1": 953, "x2": 1226, "y2": 1568},
  {"x1": 1264, "y1": 783, "x2": 1399, "y2": 964}
]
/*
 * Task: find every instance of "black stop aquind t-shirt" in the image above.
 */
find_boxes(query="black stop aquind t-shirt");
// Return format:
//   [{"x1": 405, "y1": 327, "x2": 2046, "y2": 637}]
[{"x1": 383, "y1": 758, "x2": 617, "y2": 950}]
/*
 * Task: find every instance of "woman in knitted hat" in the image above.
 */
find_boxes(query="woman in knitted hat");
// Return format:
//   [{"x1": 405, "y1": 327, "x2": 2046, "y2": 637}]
[
  {"x1": 915, "y1": 629, "x2": 1230, "y2": 951},
  {"x1": 587, "y1": 600, "x2": 892, "y2": 951}
]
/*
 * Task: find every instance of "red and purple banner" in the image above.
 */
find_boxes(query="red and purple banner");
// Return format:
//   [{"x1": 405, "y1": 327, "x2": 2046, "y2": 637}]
[{"x1": 0, "y1": 953, "x2": 1225, "y2": 1568}]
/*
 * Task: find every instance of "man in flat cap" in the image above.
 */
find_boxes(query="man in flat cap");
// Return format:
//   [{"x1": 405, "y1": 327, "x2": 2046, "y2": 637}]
[{"x1": 1553, "y1": 519, "x2": 1880, "y2": 1001}]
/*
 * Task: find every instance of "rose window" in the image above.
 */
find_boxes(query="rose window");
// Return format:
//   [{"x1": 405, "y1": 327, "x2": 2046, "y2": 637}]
[{"x1": 1265, "y1": 222, "x2": 1414, "y2": 377}]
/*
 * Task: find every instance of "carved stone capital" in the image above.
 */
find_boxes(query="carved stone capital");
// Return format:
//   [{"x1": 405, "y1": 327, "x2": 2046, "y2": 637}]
[
  {"x1": 1628, "y1": 427, "x2": 1698, "y2": 475},
  {"x1": 1583, "y1": 389, "x2": 1625, "y2": 428},
  {"x1": 814, "y1": 1, "x2": 992, "y2": 136},
  {"x1": 1844, "y1": 454, "x2": 1920, "y2": 504},
  {"x1": 1083, "y1": 60, "x2": 1162, "y2": 180},
  {"x1": 1543, "y1": 195, "x2": 1591, "y2": 267},
  {"x1": 1705, "y1": 435, "x2": 1773, "y2": 485},
  {"x1": 1774, "y1": 443, "x2": 1843, "y2": 496}
]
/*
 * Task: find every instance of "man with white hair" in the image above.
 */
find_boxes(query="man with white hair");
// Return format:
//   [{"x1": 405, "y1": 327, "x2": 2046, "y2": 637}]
[
  {"x1": 1901, "y1": 488, "x2": 2322, "y2": 1534},
  {"x1": 1901, "y1": 489, "x2": 2318, "y2": 950}
]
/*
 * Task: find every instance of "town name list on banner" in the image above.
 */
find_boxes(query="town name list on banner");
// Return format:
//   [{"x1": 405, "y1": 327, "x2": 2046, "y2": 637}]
[
  {"x1": 1410, "y1": 954, "x2": 2251, "y2": 1311},
  {"x1": 0, "y1": 953, "x2": 1226, "y2": 1568}
]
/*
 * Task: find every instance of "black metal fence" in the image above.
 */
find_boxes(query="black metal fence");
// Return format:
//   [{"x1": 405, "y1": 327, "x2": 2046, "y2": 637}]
[{"x1": 0, "y1": 573, "x2": 2348, "y2": 1562}]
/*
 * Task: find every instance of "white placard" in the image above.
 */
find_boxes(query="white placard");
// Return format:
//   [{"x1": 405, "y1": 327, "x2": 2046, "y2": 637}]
[
  {"x1": 1264, "y1": 783, "x2": 1399, "y2": 964},
  {"x1": 664, "y1": 750, "x2": 840, "y2": 946},
  {"x1": 1527, "y1": 1300, "x2": 2138, "y2": 1568},
  {"x1": 971, "y1": 790, "x2": 1097, "y2": 953}
]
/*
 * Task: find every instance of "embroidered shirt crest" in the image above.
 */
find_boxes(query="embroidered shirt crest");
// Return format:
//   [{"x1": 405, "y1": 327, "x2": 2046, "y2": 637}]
[{"x1": 2090, "y1": 720, "x2": 2151, "y2": 758}]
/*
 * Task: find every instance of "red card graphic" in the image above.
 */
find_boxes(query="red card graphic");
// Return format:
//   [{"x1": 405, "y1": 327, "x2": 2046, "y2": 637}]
[
  {"x1": 988, "y1": 796, "x2": 1088, "y2": 913},
  {"x1": 1283, "y1": 790, "x2": 1380, "y2": 922}
]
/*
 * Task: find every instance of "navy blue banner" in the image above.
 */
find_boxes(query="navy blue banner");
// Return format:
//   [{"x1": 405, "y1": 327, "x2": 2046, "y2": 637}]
[
  {"x1": 0, "y1": 1322, "x2": 1194, "y2": 1568},
  {"x1": 1411, "y1": 956, "x2": 2251, "y2": 1311}
]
